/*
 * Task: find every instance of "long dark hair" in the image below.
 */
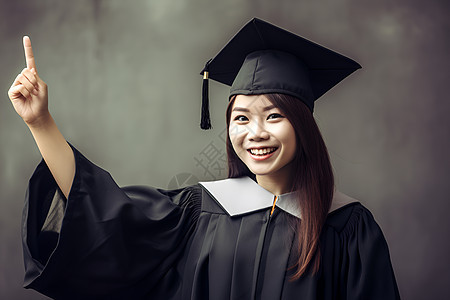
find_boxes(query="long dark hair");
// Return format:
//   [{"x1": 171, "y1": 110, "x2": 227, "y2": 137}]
[{"x1": 225, "y1": 93, "x2": 334, "y2": 279}]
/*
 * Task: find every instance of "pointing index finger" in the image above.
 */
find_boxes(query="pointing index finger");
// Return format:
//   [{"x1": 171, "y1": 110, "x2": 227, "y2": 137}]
[{"x1": 23, "y1": 36, "x2": 37, "y2": 71}]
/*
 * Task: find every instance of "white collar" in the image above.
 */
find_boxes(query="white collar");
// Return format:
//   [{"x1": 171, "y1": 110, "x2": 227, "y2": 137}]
[{"x1": 199, "y1": 176, "x2": 358, "y2": 219}]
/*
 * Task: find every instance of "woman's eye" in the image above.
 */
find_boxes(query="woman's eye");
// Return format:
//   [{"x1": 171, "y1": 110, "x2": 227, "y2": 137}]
[
  {"x1": 234, "y1": 115, "x2": 248, "y2": 122},
  {"x1": 267, "y1": 113, "x2": 284, "y2": 120}
]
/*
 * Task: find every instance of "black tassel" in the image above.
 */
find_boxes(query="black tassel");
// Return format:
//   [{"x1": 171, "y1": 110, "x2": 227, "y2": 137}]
[{"x1": 200, "y1": 59, "x2": 212, "y2": 130}]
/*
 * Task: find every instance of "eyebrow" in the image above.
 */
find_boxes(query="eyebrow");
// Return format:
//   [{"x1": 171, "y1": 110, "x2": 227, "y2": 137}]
[{"x1": 232, "y1": 105, "x2": 276, "y2": 112}]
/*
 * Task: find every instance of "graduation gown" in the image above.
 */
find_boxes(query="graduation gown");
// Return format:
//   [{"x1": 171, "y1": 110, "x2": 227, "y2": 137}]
[{"x1": 22, "y1": 145, "x2": 401, "y2": 299}]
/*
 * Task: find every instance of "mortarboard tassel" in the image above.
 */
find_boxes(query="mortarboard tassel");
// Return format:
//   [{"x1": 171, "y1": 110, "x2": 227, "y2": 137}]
[{"x1": 200, "y1": 59, "x2": 212, "y2": 130}]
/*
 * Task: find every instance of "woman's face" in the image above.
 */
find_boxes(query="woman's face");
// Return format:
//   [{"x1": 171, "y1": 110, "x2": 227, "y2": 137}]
[{"x1": 229, "y1": 94, "x2": 297, "y2": 178}]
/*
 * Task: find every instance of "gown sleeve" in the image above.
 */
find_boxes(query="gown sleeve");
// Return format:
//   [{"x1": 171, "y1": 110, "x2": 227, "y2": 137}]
[
  {"x1": 337, "y1": 204, "x2": 401, "y2": 299},
  {"x1": 22, "y1": 144, "x2": 202, "y2": 300}
]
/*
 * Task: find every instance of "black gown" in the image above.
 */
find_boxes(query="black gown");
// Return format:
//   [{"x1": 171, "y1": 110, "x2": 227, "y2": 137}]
[{"x1": 22, "y1": 145, "x2": 401, "y2": 299}]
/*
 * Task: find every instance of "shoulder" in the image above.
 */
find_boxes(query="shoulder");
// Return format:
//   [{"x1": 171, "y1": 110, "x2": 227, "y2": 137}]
[
  {"x1": 157, "y1": 184, "x2": 203, "y2": 207},
  {"x1": 198, "y1": 176, "x2": 275, "y2": 216},
  {"x1": 325, "y1": 192, "x2": 379, "y2": 235},
  {"x1": 157, "y1": 184, "x2": 203, "y2": 199},
  {"x1": 121, "y1": 183, "x2": 203, "y2": 210}
]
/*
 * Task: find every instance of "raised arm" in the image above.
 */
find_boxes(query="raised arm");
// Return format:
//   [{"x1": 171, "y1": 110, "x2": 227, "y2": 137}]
[{"x1": 8, "y1": 36, "x2": 75, "y2": 198}]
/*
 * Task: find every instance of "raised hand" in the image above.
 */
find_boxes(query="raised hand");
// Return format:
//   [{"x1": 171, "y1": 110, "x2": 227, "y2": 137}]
[
  {"x1": 8, "y1": 36, "x2": 49, "y2": 127},
  {"x1": 8, "y1": 36, "x2": 75, "y2": 198}
]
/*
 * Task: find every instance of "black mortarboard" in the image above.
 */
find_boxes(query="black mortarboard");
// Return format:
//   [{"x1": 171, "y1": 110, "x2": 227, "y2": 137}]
[{"x1": 200, "y1": 18, "x2": 361, "y2": 129}]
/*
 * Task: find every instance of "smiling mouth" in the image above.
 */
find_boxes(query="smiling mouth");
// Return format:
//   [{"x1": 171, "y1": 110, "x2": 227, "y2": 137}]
[{"x1": 248, "y1": 147, "x2": 278, "y2": 156}]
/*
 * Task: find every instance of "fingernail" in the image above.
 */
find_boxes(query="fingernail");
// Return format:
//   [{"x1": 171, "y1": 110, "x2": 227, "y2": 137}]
[{"x1": 33, "y1": 89, "x2": 38, "y2": 95}]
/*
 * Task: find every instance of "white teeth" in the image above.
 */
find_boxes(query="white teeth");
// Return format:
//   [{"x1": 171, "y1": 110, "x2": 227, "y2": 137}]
[{"x1": 249, "y1": 147, "x2": 277, "y2": 155}]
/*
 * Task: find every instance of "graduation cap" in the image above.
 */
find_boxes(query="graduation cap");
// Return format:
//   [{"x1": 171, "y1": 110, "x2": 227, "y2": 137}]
[{"x1": 200, "y1": 18, "x2": 361, "y2": 130}]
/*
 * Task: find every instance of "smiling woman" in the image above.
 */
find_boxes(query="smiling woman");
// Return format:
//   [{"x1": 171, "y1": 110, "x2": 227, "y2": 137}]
[
  {"x1": 228, "y1": 94, "x2": 297, "y2": 190},
  {"x1": 227, "y1": 92, "x2": 335, "y2": 279},
  {"x1": 12, "y1": 18, "x2": 400, "y2": 299}
]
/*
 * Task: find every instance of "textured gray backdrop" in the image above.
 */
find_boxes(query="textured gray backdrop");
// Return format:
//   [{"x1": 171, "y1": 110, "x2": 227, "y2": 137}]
[{"x1": 1, "y1": 0, "x2": 449, "y2": 299}]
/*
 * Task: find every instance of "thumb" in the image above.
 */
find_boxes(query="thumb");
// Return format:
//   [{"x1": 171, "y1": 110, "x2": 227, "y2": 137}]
[
  {"x1": 32, "y1": 68, "x2": 43, "y2": 84},
  {"x1": 31, "y1": 68, "x2": 47, "y2": 94}
]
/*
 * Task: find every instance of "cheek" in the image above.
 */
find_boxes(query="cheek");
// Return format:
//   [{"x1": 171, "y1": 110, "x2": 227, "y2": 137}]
[
  {"x1": 228, "y1": 122, "x2": 248, "y2": 138},
  {"x1": 286, "y1": 138, "x2": 297, "y2": 159},
  {"x1": 277, "y1": 125, "x2": 297, "y2": 156},
  {"x1": 229, "y1": 127, "x2": 246, "y2": 156}
]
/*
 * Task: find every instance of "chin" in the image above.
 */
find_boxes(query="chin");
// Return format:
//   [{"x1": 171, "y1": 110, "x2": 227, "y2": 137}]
[
  {"x1": 246, "y1": 159, "x2": 295, "y2": 178},
  {"x1": 247, "y1": 165, "x2": 277, "y2": 176}
]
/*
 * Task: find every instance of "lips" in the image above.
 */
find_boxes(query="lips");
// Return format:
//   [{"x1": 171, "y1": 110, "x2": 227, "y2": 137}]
[
  {"x1": 246, "y1": 147, "x2": 279, "y2": 161},
  {"x1": 248, "y1": 147, "x2": 278, "y2": 156}
]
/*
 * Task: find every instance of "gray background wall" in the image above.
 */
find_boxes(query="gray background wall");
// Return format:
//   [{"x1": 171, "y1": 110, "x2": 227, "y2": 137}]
[{"x1": 1, "y1": 0, "x2": 449, "y2": 299}]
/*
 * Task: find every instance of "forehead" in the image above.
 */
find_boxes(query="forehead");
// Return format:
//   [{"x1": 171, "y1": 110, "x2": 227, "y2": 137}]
[{"x1": 232, "y1": 94, "x2": 275, "y2": 111}]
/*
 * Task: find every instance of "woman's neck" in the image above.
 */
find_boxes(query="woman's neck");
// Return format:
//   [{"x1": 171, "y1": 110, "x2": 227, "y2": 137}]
[{"x1": 255, "y1": 164, "x2": 295, "y2": 195}]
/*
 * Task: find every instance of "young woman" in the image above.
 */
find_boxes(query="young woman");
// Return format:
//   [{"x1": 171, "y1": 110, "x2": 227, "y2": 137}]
[{"x1": 9, "y1": 18, "x2": 400, "y2": 299}]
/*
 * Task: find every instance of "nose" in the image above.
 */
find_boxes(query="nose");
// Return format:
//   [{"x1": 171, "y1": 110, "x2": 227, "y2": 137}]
[{"x1": 247, "y1": 119, "x2": 269, "y2": 141}]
